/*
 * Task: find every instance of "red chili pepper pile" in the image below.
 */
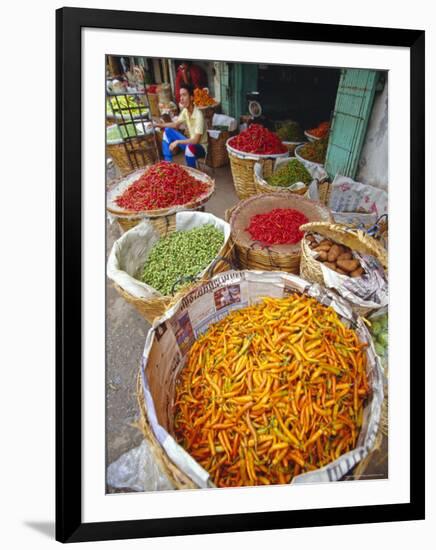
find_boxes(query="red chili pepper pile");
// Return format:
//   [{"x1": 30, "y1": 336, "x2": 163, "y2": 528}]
[
  {"x1": 115, "y1": 161, "x2": 209, "y2": 211},
  {"x1": 246, "y1": 208, "x2": 309, "y2": 245},
  {"x1": 229, "y1": 124, "x2": 287, "y2": 155},
  {"x1": 146, "y1": 84, "x2": 158, "y2": 94}
]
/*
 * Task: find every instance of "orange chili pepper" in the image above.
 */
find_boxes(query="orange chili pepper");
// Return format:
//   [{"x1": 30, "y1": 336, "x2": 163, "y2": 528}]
[{"x1": 174, "y1": 294, "x2": 370, "y2": 488}]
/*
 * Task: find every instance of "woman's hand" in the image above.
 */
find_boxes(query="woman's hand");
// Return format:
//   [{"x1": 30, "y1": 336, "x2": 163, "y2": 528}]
[{"x1": 169, "y1": 140, "x2": 179, "y2": 152}]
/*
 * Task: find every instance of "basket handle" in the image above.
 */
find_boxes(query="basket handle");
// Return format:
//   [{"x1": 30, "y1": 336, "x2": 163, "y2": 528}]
[
  {"x1": 365, "y1": 214, "x2": 388, "y2": 239},
  {"x1": 206, "y1": 255, "x2": 237, "y2": 278},
  {"x1": 170, "y1": 255, "x2": 236, "y2": 295},
  {"x1": 170, "y1": 274, "x2": 197, "y2": 295}
]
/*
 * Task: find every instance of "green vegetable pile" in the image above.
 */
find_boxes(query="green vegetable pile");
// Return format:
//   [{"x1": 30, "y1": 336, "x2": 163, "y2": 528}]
[
  {"x1": 275, "y1": 120, "x2": 304, "y2": 142},
  {"x1": 369, "y1": 313, "x2": 388, "y2": 360},
  {"x1": 141, "y1": 224, "x2": 224, "y2": 295},
  {"x1": 265, "y1": 159, "x2": 312, "y2": 187},
  {"x1": 106, "y1": 95, "x2": 148, "y2": 118},
  {"x1": 106, "y1": 123, "x2": 145, "y2": 142},
  {"x1": 299, "y1": 136, "x2": 328, "y2": 164}
]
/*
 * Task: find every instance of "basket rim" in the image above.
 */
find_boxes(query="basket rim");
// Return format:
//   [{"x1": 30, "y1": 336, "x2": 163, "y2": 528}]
[
  {"x1": 303, "y1": 130, "x2": 322, "y2": 141},
  {"x1": 106, "y1": 164, "x2": 215, "y2": 218},
  {"x1": 254, "y1": 157, "x2": 313, "y2": 193},
  {"x1": 226, "y1": 137, "x2": 289, "y2": 160},
  {"x1": 294, "y1": 143, "x2": 325, "y2": 168}
]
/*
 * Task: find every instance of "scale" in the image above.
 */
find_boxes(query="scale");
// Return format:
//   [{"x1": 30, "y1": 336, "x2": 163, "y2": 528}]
[{"x1": 245, "y1": 91, "x2": 274, "y2": 129}]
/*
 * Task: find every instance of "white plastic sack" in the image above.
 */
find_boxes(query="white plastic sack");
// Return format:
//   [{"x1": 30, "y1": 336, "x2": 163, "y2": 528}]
[
  {"x1": 107, "y1": 211, "x2": 231, "y2": 300},
  {"x1": 307, "y1": 174, "x2": 388, "y2": 227},
  {"x1": 140, "y1": 270, "x2": 384, "y2": 488}
]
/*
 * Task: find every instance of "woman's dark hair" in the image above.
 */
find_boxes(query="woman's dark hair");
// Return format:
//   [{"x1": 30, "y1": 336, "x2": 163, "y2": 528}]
[{"x1": 179, "y1": 83, "x2": 195, "y2": 97}]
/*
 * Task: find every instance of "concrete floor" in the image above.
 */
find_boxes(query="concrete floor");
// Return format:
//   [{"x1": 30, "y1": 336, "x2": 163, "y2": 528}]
[{"x1": 106, "y1": 158, "x2": 238, "y2": 473}]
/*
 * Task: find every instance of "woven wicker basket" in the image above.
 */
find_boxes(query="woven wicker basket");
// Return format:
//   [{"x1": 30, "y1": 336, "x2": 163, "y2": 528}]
[
  {"x1": 112, "y1": 238, "x2": 234, "y2": 324},
  {"x1": 230, "y1": 194, "x2": 333, "y2": 274},
  {"x1": 136, "y1": 372, "x2": 197, "y2": 489},
  {"x1": 207, "y1": 130, "x2": 237, "y2": 168},
  {"x1": 147, "y1": 92, "x2": 160, "y2": 117},
  {"x1": 135, "y1": 271, "x2": 383, "y2": 487},
  {"x1": 107, "y1": 135, "x2": 159, "y2": 177},
  {"x1": 228, "y1": 151, "x2": 277, "y2": 200},
  {"x1": 107, "y1": 166, "x2": 215, "y2": 233},
  {"x1": 253, "y1": 159, "x2": 308, "y2": 196},
  {"x1": 226, "y1": 138, "x2": 289, "y2": 200},
  {"x1": 299, "y1": 222, "x2": 388, "y2": 316},
  {"x1": 116, "y1": 212, "x2": 177, "y2": 235}
]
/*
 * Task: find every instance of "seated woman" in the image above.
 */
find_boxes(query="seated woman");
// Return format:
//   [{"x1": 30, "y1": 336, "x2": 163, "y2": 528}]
[{"x1": 155, "y1": 83, "x2": 207, "y2": 168}]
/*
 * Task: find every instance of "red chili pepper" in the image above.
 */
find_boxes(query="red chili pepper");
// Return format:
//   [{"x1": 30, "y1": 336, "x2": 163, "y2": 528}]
[
  {"x1": 115, "y1": 161, "x2": 209, "y2": 211},
  {"x1": 245, "y1": 208, "x2": 309, "y2": 245},
  {"x1": 229, "y1": 124, "x2": 286, "y2": 155}
]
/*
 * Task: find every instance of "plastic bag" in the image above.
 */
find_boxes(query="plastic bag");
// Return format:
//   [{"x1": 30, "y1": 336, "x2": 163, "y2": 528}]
[{"x1": 107, "y1": 440, "x2": 173, "y2": 492}]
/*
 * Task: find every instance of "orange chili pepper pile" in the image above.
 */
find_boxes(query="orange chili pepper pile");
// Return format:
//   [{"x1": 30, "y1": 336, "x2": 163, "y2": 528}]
[
  {"x1": 307, "y1": 121, "x2": 330, "y2": 139},
  {"x1": 173, "y1": 294, "x2": 369, "y2": 488},
  {"x1": 193, "y1": 88, "x2": 216, "y2": 107}
]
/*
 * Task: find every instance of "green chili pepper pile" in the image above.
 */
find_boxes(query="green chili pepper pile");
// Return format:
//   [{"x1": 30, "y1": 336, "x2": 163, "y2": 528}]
[
  {"x1": 299, "y1": 137, "x2": 329, "y2": 164},
  {"x1": 141, "y1": 224, "x2": 224, "y2": 295},
  {"x1": 275, "y1": 120, "x2": 304, "y2": 142},
  {"x1": 265, "y1": 159, "x2": 312, "y2": 187}
]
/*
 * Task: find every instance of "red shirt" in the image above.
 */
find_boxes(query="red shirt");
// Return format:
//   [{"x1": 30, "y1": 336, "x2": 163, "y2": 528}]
[{"x1": 175, "y1": 64, "x2": 208, "y2": 103}]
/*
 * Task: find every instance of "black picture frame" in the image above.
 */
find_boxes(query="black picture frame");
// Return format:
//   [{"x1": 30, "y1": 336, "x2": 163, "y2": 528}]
[{"x1": 56, "y1": 7, "x2": 425, "y2": 543}]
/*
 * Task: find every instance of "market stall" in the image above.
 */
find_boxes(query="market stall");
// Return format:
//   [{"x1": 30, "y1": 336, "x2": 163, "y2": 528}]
[{"x1": 105, "y1": 55, "x2": 389, "y2": 492}]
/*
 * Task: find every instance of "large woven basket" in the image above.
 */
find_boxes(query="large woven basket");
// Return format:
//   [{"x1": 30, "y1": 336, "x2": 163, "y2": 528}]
[
  {"x1": 106, "y1": 166, "x2": 215, "y2": 234},
  {"x1": 228, "y1": 149, "x2": 263, "y2": 199},
  {"x1": 112, "y1": 237, "x2": 234, "y2": 325},
  {"x1": 230, "y1": 193, "x2": 333, "y2": 274},
  {"x1": 116, "y1": 211, "x2": 179, "y2": 235},
  {"x1": 253, "y1": 159, "x2": 308, "y2": 196},
  {"x1": 299, "y1": 222, "x2": 388, "y2": 316},
  {"x1": 206, "y1": 130, "x2": 237, "y2": 168},
  {"x1": 136, "y1": 373, "x2": 197, "y2": 489},
  {"x1": 226, "y1": 139, "x2": 289, "y2": 200},
  {"x1": 135, "y1": 271, "x2": 383, "y2": 488},
  {"x1": 107, "y1": 134, "x2": 159, "y2": 176}
]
